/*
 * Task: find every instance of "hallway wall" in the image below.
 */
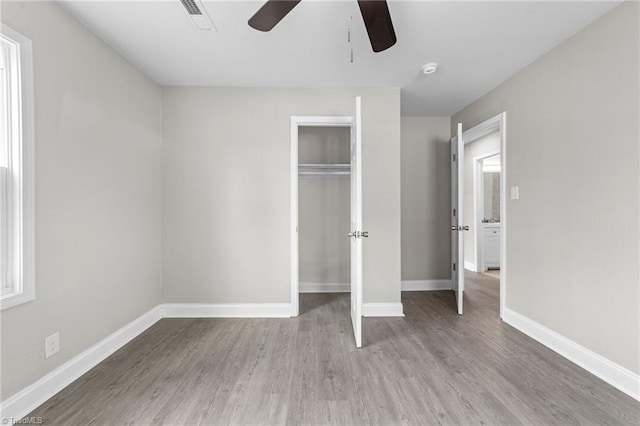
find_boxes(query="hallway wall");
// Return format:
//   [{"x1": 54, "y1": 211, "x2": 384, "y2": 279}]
[{"x1": 463, "y1": 132, "x2": 500, "y2": 271}]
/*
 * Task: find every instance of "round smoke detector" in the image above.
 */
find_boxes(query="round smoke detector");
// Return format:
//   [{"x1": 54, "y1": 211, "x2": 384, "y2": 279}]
[{"x1": 422, "y1": 63, "x2": 439, "y2": 75}]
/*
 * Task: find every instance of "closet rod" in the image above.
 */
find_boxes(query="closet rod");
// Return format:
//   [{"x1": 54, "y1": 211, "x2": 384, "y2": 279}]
[{"x1": 298, "y1": 163, "x2": 351, "y2": 177}]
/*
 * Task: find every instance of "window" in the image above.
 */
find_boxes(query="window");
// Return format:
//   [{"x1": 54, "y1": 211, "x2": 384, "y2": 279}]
[{"x1": 0, "y1": 24, "x2": 35, "y2": 310}]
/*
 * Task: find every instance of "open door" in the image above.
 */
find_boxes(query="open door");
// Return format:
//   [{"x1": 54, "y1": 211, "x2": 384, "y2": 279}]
[
  {"x1": 349, "y1": 96, "x2": 364, "y2": 347},
  {"x1": 451, "y1": 123, "x2": 465, "y2": 315}
]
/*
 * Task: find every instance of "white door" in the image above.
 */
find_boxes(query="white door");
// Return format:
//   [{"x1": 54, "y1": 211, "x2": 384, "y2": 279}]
[
  {"x1": 349, "y1": 96, "x2": 364, "y2": 347},
  {"x1": 451, "y1": 123, "x2": 465, "y2": 315}
]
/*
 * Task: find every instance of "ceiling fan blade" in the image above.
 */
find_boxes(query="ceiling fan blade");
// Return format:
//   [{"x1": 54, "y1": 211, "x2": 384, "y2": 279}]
[
  {"x1": 248, "y1": 0, "x2": 302, "y2": 32},
  {"x1": 357, "y1": 0, "x2": 397, "y2": 52}
]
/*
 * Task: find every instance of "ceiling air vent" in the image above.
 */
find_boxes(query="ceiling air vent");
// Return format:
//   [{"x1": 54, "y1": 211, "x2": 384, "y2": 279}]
[
  {"x1": 181, "y1": 0, "x2": 217, "y2": 32},
  {"x1": 181, "y1": 0, "x2": 202, "y2": 16}
]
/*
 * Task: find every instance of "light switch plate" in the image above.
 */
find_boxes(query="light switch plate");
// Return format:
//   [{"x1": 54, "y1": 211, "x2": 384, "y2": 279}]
[{"x1": 510, "y1": 186, "x2": 519, "y2": 200}]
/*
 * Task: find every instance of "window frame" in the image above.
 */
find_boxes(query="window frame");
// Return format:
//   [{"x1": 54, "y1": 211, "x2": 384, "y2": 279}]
[{"x1": 0, "y1": 24, "x2": 35, "y2": 311}]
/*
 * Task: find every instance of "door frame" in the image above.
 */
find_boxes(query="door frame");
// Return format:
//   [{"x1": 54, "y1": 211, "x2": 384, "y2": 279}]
[
  {"x1": 472, "y1": 149, "x2": 500, "y2": 274},
  {"x1": 290, "y1": 115, "x2": 354, "y2": 317},
  {"x1": 460, "y1": 112, "x2": 507, "y2": 319}
]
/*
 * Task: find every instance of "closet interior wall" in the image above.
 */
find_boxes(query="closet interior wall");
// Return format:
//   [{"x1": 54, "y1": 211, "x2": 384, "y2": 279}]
[{"x1": 298, "y1": 126, "x2": 351, "y2": 292}]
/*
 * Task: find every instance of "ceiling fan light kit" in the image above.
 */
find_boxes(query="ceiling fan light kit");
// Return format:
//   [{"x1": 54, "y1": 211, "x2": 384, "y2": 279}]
[{"x1": 248, "y1": 0, "x2": 397, "y2": 53}]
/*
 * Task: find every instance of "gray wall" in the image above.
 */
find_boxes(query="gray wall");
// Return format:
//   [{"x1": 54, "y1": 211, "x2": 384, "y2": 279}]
[
  {"x1": 162, "y1": 87, "x2": 401, "y2": 304},
  {"x1": 0, "y1": 2, "x2": 163, "y2": 398},
  {"x1": 462, "y1": 132, "x2": 500, "y2": 269},
  {"x1": 400, "y1": 117, "x2": 451, "y2": 281},
  {"x1": 298, "y1": 127, "x2": 350, "y2": 286},
  {"x1": 452, "y1": 2, "x2": 639, "y2": 373}
]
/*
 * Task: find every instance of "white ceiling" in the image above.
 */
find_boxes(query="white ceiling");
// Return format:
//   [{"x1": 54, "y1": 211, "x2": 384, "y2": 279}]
[{"x1": 58, "y1": 0, "x2": 619, "y2": 116}]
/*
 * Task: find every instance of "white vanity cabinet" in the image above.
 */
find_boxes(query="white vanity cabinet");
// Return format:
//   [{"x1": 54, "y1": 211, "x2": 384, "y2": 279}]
[{"x1": 483, "y1": 223, "x2": 501, "y2": 269}]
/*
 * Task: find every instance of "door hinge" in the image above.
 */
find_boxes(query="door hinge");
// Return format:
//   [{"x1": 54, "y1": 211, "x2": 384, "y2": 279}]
[
  {"x1": 453, "y1": 262, "x2": 456, "y2": 271},
  {"x1": 452, "y1": 153, "x2": 457, "y2": 162},
  {"x1": 453, "y1": 208, "x2": 456, "y2": 217}
]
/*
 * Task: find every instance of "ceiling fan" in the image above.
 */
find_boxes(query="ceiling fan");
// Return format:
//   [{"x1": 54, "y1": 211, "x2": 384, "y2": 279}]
[{"x1": 248, "y1": 0, "x2": 397, "y2": 53}]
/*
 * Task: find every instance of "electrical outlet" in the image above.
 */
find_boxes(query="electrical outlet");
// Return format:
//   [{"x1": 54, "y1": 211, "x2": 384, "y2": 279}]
[{"x1": 45, "y1": 332, "x2": 60, "y2": 358}]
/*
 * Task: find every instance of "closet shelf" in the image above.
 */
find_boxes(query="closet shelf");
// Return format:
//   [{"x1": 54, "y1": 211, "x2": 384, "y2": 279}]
[{"x1": 298, "y1": 163, "x2": 351, "y2": 177}]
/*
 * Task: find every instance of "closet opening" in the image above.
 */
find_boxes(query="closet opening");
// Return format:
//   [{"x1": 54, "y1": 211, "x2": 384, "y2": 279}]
[{"x1": 290, "y1": 116, "x2": 354, "y2": 317}]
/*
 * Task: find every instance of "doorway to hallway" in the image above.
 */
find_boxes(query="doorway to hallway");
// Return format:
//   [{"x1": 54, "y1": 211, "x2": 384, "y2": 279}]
[{"x1": 451, "y1": 112, "x2": 506, "y2": 318}]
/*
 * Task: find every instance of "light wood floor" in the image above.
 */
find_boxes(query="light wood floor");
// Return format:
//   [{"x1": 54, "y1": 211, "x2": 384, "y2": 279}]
[
  {"x1": 483, "y1": 269, "x2": 500, "y2": 279},
  {"x1": 29, "y1": 272, "x2": 639, "y2": 425}
]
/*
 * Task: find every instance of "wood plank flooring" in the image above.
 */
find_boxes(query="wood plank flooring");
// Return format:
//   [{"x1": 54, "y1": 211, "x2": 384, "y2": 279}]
[
  {"x1": 483, "y1": 269, "x2": 500, "y2": 280},
  {"x1": 29, "y1": 272, "x2": 639, "y2": 425}
]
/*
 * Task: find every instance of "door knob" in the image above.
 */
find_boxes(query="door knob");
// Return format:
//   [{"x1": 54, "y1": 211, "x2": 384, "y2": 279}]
[
  {"x1": 348, "y1": 231, "x2": 369, "y2": 238},
  {"x1": 451, "y1": 226, "x2": 458, "y2": 231},
  {"x1": 462, "y1": 226, "x2": 470, "y2": 231}
]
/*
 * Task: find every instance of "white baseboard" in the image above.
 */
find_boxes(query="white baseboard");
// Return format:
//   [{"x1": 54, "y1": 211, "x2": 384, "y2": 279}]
[
  {"x1": 362, "y1": 303, "x2": 404, "y2": 317},
  {"x1": 0, "y1": 306, "x2": 162, "y2": 421},
  {"x1": 299, "y1": 282, "x2": 349, "y2": 293},
  {"x1": 160, "y1": 303, "x2": 292, "y2": 318},
  {"x1": 503, "y1": 308, "x2": 640, "y2": 401},
  {"x1": 464, "y1": 261, "x2": 477, "y2": 272},
  {"x1": 402, "y1": 279, "x2": 452, "y2": 291}
]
